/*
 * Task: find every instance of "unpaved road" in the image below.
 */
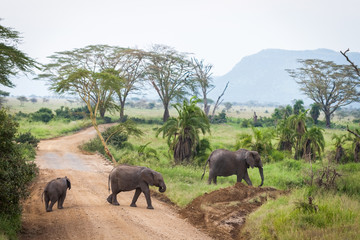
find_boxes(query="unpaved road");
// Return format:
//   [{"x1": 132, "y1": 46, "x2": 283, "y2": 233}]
[{"x1": 20, "y1": 126, "x2": 211, "y2": 240}]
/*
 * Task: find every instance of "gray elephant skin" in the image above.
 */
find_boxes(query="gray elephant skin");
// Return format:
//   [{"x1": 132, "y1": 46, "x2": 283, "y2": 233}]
[
  {"x1": 201, "y1": 149, "x2": 264, "y2": 186},
  {"x1": 42, "y1": 176, "x2": 71, "y2": 212},
  {"x1": 107, "y1": 165, "x2": 166, "y2": 209}
]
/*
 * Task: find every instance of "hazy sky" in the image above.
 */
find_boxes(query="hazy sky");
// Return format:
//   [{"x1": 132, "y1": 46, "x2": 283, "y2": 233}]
[{"x1": 2, "y1": 0, "x2": 360, "y2": 96}]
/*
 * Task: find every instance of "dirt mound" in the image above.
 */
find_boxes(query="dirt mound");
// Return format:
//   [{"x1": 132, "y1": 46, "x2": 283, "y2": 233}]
[{"x1": 180, "y1": 183, "x2": 285, "y2": 240}]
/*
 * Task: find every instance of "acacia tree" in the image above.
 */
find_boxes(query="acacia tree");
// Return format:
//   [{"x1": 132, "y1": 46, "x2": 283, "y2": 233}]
[
  {"x1": 39, "y1": 45, "x2": 123, "y2": 164},
  {"x1": 0, "y1": 20, "x2": 38, "y2": 88},
  {"x1": 287, "y1": 59, "x2": 360, "y2": 128},
  {"x1": 145, "y1": 44, "x2": 195, "y2": 122},
  {"x1": 110, "y1": 48, "x2": 147, "y2": 120},
  {"x1": 191, "y1": 58, "x2": 214, "y2": 116}
]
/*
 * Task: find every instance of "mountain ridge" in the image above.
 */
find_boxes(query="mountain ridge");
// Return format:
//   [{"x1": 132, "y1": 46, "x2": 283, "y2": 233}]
[{"x1": 209, "y1": 48, "x2": 360, "y2": 106}]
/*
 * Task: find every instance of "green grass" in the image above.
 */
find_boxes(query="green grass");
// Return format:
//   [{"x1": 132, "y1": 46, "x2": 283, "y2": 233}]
[
  {"x1": 244, "y1": 188, "x2": 360, "y2": 240},
  {"x1": 17, "y1": 118, "x2": 92, "y2": 139}
]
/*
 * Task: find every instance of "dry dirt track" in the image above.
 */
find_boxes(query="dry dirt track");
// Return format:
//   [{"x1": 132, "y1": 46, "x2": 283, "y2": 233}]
[{"x1": 20, "y1": 126, "x2": 211, "y2": 240}]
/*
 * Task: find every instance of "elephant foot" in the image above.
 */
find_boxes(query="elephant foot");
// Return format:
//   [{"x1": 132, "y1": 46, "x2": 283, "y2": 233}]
[
  {"x1": 46, "y1": 209, "x2": 52, "y2": 212},
  {"x1": 147, "y1": 206, "x2": 154, "y2": 210},
  {"x1": 58, "y1": 206, "x2": 63, "y2": 209},
  {"x1": 106, "y1": 195, "x2": 113, "y2": 204},
  {"x1": 130, "y1": 203, "x2": 137, "y2": 207}
]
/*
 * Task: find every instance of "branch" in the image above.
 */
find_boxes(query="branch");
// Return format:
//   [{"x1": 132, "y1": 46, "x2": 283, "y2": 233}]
[
  {"x1": 347, "y1": 125, "x2": 360, "y2": 139},
  {"x1": 211, "y1": 81, "x2": 229, "y2": 118},
  {"x1": 340, "y1": 49, "x2": 360, "y2": 76}
]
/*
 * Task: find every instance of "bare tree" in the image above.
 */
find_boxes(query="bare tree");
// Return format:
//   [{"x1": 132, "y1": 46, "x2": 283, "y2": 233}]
[
  {"x1": 211, "y1": 81, "x2": 229, "y2": 119},
  {"x1": 191, "y1": 58, "x2": 214, "y2": 116}
]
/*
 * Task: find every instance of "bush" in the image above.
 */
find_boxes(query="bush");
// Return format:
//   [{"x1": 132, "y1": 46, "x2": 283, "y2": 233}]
[
  {"x1": 211, "y1": 110, "x2": 227, "y2": 124},
  {"x1": 0, "y1": 109, "x2": 38, "y2": 238},
  {"x1": 55, "y1": 106, "x2": 88, "y2": 120},
  {"x1": 102, "y1": 126, "x2": 129, "y2": 149},
  {"x1": 31, "y1": 108, "x2": 54, "y2": 123},
  {"x1": 15, "y1": 131, "x2": 39, "y2": 148}
]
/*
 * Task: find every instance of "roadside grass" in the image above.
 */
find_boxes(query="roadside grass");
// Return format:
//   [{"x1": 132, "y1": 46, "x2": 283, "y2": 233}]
[
  {"x1": 243, "y1": 188, "x2": 360, "y2": 240},
  {"x1": 0, "y1": 213, "x2": 20, "y2": 240},
  {"x1": 17, "y1": 118, "x2": 92, "y2": 139}
]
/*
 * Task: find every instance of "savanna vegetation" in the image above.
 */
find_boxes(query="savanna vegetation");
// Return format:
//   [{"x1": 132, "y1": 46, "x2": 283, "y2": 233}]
[{"x1": 1, "y1": 20, "x2": 360, "y2": 240}]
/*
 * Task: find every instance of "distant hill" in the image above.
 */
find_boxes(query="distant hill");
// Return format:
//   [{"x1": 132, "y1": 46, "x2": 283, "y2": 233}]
[{"x1": 209, "y1": 48, "x2": 360, "y2": 106}]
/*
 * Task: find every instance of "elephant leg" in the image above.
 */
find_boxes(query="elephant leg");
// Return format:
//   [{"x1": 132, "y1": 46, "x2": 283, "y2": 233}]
[
  {"x1": 140, "y1": 185, "x2": 153, "y2": 209},
  {"x1": 109, "y1": 192, "x2": 120, "y2": 206},
  {"x1": 243, "y1": 171, "x2": 253, "y2": 186},
  {"x1": 58, "y1": 192, "x2": 66, "y2": 209},
  {"x1": 44, "y1": 194, "x2": 50, "y2": 211},
  {"x1": 213, "y1": 176, "x2": 217, "y2": 184},
  {"x1": 130, "y1": 188, "x2": 142, "y2": 207},
  {"x1": 48, "y1": 199, "x2": 57, "y2": 212}
]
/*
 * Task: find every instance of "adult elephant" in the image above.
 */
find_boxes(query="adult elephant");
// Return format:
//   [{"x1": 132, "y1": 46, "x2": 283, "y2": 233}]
[
  {"x1": 107, "y1": 165, "x2": 166, "y2": 209},
  {"x1": 201, "y1": 149, "x2": 264, "y2": 186},
  {"x1": 42, "y1": 176, "x2": 71, "y2": 212}
]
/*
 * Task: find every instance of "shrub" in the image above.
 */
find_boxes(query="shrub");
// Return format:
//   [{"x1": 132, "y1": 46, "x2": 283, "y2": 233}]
[
  {"x1": 31, "y1": 108, "x2": 54, "y2": 123},
  {"x1": 0, "y1": 109, "x2": 38, "y2": 238},
  {"x1": 15, "y1": 131, "x2": 39, "y2": 148}
]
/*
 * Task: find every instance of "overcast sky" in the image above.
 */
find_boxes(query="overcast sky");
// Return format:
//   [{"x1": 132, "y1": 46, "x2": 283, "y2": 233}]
[{"x1": 2, "y1": 0, "x2": 360, "y2": 96}]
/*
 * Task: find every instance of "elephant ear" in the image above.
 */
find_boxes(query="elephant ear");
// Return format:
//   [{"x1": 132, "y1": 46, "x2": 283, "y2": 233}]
[
  {"x1": 141, "y1": 168, "x2": 155, "y2": 186},
  {"x1": 65, "y1": 176, "x2": 71, "y2": 190},
  {"x1": 246, "y1": 151, "x2": 255, "y2": 168}
]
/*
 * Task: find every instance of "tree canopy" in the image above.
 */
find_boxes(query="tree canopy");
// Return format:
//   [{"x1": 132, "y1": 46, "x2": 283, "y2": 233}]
[
  {"x1": 287, "y1": 59, "x2": 360, "y2": 128},
  {"x1": 0, "y1": 20, "x2": 38, "y2": 88},
  {"x1": 145, "y1": 44, "x2": 195, "y2": 122}
]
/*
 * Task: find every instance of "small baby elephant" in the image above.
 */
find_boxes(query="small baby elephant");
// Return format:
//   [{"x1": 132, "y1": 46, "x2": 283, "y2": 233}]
[{"x1": 42, "y1": 176, "x2": 71, "y2": 212}]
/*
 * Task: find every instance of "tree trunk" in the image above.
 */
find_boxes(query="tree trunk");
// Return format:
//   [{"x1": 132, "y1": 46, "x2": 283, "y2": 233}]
[
  {"x1": 325, "y1": 111, "x2": 331, "y2": 128},
  {"x1": 163, "y1": 104, "x2": 170, "y2": 122},
  {"x1": 119, "y1": 101, "x2": 125, "y2": 121},
  {"x1": 335, "y1": 145, "x2": 344, "y2": 163},
  {"x1": 99, "y1": 107, "x2": 106, "y2": 118},
  {"x1": 355, "y1": 142, "x2": 360, "y2": 163}
]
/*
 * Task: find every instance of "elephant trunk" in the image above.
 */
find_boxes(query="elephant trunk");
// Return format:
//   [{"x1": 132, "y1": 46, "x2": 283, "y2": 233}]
[
  {"x1": 159, "y1": 183, "x2": 166, "y2": 193},
  {"x1": 258, "y1": 167, "x2": 264, "y2": 187}
]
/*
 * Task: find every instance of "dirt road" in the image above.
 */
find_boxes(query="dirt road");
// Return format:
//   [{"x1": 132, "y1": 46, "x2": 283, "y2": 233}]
[{"x1": 20, "y1": 126, "x2": 211, "y2": 240}]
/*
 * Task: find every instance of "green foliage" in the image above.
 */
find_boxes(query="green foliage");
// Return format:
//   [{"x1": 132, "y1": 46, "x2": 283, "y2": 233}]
[
  {"x1": 210, "y1": 110, "x2": 227, "y2": 124},
  {"x1": 0, "y1": 21, "x2": 39, "y2": 88},
  {"x1": 15, "y1": 131, "x2": 39, "y2": 148},
  {"x1": 0, "y1": 109, "x2": 38, "y2": 238},
  {"x1": 235, "y1": 127, "x2": 275, "y2": 162},
  {"x1": 157, "y1": 97, "x2": 210, "y2": 164},
  {"x1": 31, "y1": 107, "x2": 54, "y2": 123},
  {"x1": 55, "y1": 106, "x2": 88, "y2": 120},
  {"x1": 102, "y1": 126, "x2": 128, "y2": 149}
]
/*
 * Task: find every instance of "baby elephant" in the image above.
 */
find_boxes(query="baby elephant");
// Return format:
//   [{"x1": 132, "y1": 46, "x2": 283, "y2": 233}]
[
  {"x1": 42, "y1": 176, "x2": 71, "y2": 212},
  {"x1": 107, "y1": 165, "x2": 166, "y2": 209}
]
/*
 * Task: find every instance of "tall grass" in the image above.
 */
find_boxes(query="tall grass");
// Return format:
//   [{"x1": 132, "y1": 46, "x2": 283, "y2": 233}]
[
  {"x1": 18, "y1": 118, "x2": 92, "y2": 139},
  {"x1": 244, "y1": 188, "x2": 360, "y2": 240}
]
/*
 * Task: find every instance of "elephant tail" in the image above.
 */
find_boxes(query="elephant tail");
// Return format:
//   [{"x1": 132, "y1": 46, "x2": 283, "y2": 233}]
[
  {"x1": 108, "y1": 173, "x2": 111, "y2": 193},
  {"x1": 201, "y1": 153, "x2": 212, "y2": 180}
]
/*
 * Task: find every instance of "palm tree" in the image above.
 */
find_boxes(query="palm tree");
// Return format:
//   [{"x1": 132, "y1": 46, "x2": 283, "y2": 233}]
[
  {"x1": 288, "y1": 110, "x2": 309, "y2": 159},
  {"x1": 276, "y1": 118, "x2": 295, "y2": 152},
  {"x1": 332, "y1": 134, "x2": 348, "y2": 163},
  {"x1": 348, "y1": 128, "x2": 360, "y2": 163},
  {"x1": 235, "y1": 127, "x2": 274, "y2": 162},
  {"x1": 301, "y1": 126, "x2": 325, "y2": 161},
  {"x1": 156, "y1": 97, "x2": 210, "y2": 164}
]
